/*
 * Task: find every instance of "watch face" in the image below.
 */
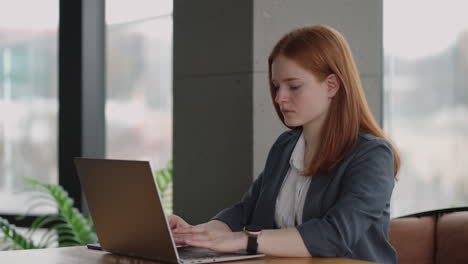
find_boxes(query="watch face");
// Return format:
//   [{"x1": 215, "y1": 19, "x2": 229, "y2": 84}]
[{"x1": 245, "y1": 225, "x2": 262, "y2": 232}]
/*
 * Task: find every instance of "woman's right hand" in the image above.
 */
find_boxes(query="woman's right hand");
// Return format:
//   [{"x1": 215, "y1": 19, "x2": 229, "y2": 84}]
[
  {"x1": 168, "y1": 214, "x2": 192, "y2": 231},
  {"x1": 168, "y1": 215, "x2": 232, "y2": 246},
  {"x1": 168, "y1": 215, "x2": 192, "y2": 245}
]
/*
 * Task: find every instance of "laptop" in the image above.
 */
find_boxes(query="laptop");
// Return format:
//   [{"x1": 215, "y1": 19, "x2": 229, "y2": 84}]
[{"x1": 74, "y1": 158, "x2": 265, "y2": 264}]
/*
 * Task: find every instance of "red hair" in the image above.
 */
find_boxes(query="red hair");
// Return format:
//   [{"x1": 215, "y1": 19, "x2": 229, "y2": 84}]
[{"x1": 268, "y1": 25, "x2": 400, "y2": 179}]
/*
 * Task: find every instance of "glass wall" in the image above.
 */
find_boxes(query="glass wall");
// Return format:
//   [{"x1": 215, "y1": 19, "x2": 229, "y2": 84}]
[
  {"x1": 106, "y1": 0, "x2": 173, "y2": 211},
  {"x1": 0, "y1": 0, "x2": 58, "y2": 215},
  {"x1": 384, "y1": 0, "x2": 468, "y2": 216}
]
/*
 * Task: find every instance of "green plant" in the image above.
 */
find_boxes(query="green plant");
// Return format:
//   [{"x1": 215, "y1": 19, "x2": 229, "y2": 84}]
[
  {"x1": 0, "y1": 160, "x2": 173, "y2": 251},
  {"x1": 155, "y1": 160, "x2": 173, "y2": 215},
  {"x1": 0, "y1": 218, "x2": 38, "y2": 250},
  {"x1": 0, "y1": 178, "x2": 97, "y2": 250}
]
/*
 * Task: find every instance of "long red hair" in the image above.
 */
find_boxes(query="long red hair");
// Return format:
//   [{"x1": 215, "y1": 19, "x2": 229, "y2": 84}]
[{"x1": 268, "y1": 25, "x2": 400, "y2": 179}]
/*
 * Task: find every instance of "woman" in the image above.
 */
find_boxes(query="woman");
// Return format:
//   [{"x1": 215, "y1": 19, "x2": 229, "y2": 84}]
[{"x1": 169, "y1": 25, "x2": 400, "y2": 264}]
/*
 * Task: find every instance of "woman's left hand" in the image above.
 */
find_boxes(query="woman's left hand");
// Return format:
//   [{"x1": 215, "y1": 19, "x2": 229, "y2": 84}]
[{"x1": 172, "y1": 225, "x2": 247, "y2": 253}]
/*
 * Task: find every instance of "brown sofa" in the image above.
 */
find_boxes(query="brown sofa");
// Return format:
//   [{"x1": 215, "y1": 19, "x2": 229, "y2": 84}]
[{"x1": 389, "y1": 207, "x2": 468, "y2": 264}]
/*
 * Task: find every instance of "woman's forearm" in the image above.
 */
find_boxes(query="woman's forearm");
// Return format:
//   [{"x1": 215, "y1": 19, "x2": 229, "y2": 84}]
[
  {"x1": 257, "y1": 228, "x2": 311, "y2": 257},
  {"x1": 205, "y1": 223, "x2": 312, "y2": 257},
  {"x1": 178, "y1": 221, "x2": 312, "y2": 257}
]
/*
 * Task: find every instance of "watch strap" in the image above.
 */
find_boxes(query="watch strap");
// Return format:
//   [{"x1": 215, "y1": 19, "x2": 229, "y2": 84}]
[{"x1": 246, "y1": 235, "x2": 258, "y2": 254}]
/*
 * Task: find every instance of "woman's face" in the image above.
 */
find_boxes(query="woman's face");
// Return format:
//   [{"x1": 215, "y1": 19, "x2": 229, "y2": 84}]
[{"x1": 271, "y1": 55, "x2": 338, "y2": 128}]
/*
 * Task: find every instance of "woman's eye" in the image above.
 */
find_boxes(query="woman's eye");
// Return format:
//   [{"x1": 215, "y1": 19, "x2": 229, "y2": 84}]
[{"x1": 290, "y1": 86, "x2": 301, "y2": 90}]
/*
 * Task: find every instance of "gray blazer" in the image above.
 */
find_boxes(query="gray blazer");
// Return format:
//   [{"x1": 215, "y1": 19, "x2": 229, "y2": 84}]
[{"x1": 212, "y1": 128, "x2": 397, "y2": 264}]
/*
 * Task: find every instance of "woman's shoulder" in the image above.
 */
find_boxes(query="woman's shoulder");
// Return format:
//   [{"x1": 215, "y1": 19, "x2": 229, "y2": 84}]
[
  {"x1": 353, "y1": 131, "x2": 394, "y2": 160},
  {"x1": 357, "y1": 131, "x2": 392, "y2": 147}
]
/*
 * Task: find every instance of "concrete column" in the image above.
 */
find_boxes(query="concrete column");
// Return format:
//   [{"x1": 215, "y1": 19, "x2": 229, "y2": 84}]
[{"x1": 173, "y1": 0, "x2": 254, "y2": 224}]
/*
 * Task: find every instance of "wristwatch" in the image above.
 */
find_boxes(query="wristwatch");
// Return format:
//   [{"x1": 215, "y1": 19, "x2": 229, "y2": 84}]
[{"x1": 243, "y1": 225, "x2": 262, "y2": 254}]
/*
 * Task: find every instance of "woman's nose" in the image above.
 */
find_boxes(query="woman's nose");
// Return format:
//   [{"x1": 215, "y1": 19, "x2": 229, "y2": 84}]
[{"x1": 275, "y1": 87, "x2": 289, "y2": 104}]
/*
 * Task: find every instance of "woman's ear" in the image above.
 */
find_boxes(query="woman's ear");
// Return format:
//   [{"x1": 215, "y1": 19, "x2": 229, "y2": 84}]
[{"x1": 326, "y1": 74, "x2": 340, "y2": 98}]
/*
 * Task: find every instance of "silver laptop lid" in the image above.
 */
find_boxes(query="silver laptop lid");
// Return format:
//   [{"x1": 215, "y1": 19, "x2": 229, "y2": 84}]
[{"x1": 75, "y1": 158, "x2": 180, "y2": 263}]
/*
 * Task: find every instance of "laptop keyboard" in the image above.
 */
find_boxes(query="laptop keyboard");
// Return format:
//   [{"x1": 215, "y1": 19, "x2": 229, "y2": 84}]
[{"x1": 178, "y1": 246, "x2": 246, "y2": 260}]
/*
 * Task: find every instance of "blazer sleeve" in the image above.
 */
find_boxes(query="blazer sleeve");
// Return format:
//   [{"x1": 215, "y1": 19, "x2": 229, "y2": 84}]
[
  {"x1": 296, "y1": 139, "x2": 395, "y2": 257},
  {"x1": 210, "y1": 171, "x2": 264, "y2": 232}
]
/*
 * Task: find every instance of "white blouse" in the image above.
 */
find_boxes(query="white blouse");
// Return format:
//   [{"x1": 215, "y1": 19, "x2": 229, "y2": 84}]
[{"x1": 274, "y1": 131, "x2": 312, "y2": 228}]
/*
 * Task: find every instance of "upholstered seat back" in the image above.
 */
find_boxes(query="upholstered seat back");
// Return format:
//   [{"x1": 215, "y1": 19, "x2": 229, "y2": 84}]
[
  {"x1": 389, "y1": 209, "x2": 468, "y2": 264},
  {"x1": 389, "y1": 216, "x2": 436, "y2": 264},
  {"x1": 436, "y1": 212, "x2": 468, "y2": 264}
]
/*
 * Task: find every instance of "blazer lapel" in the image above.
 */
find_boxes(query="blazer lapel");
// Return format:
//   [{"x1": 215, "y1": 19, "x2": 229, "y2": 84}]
[
  {"x1": 301, "y1": 170, "x2": 333, "y2": 222},
  {"x1": 260, "y1": 129, "x2": 302, "y2": 228}
]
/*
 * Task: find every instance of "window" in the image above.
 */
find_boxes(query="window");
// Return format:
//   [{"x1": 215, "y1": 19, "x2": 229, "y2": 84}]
[
  {"x1": 0, "y1": 0, "x2": 58, "y2": 215},
  {"x1": 105, "y1": 0, "x2": 173, "y2": 211},
  {"x1": 384, "y1": 0, "x2": 468, "y2": 216}
]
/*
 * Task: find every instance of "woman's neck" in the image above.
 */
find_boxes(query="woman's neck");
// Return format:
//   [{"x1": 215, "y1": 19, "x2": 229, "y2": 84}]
[{"x1": 302, "y1": 115, "x2": 326, "y2": 162}]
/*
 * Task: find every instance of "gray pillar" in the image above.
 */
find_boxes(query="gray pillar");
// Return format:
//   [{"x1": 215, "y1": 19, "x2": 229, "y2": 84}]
[
  {"x1": 82, "y1": 0, "x2": 106, "y2": 214},
  {"x1": 173, "y1": 0, "x2": 254, "y2": 224},
  {"x1": 82, "y1": 0, "x2": 106, "y2": 161},
  {"x1": 174, "y1": 0, "x2": 383, "y2": 224}
]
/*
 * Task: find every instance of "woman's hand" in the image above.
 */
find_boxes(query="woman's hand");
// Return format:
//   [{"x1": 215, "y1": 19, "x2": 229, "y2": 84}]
[
  {"x1": 173, "y1": 225, "x2": 247, "y2": 253},
  {"x1": 167, "y1": 215, "x2": 193, "y2": 245},
  {"x1": 168, "y1": 214, "x2": 192, "y2": 230}
]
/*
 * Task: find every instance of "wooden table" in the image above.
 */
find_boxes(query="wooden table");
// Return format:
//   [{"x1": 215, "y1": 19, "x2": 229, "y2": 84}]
[{"x1": 0, "y1": 246, "x2": 376, "y2": 264}]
